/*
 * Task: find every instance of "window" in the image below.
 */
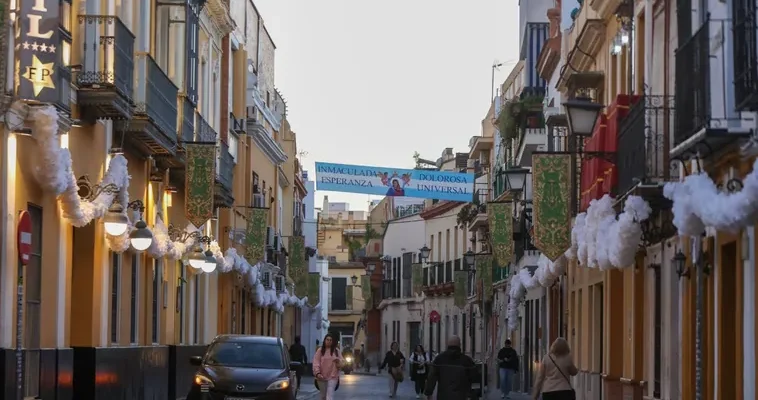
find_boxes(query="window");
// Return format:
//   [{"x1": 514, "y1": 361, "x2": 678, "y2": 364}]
[
  {"x1": 25, "y1": 205, "x2": 43, "y2": 351},
  {"x1": 130, "y1": 256, "x2": 138, "y2": 344},
  {"x1": 185, "y1": 2, "x2": 200, "y2": 104},
  {"x1": 402, "y1": 253, "x2": 412, "y2": 297},
  {"x1": 453, "y1": 315, "x2": 458, "y2": 335},
  {"x1": 110, "y1": 252, "x2": 121, "y2": 344},
  {"x1": 194, "y1": 275, "x2": 200, "y2": 343},
  {"x1": 152, "y1": 260, "x2": 162, "y2": 343},
  {"x1": 178, "y1": 262, "x2": 185, "y2": 344},
  {"x1": 241, "y1": 290, "x2": 246, "y2": 334},
  {"x1": 206, "y1": 341, "x2": 284, "y2": 369},
  {"x1": 330, "y1": 277, "x2": 347, "y2": 310}
]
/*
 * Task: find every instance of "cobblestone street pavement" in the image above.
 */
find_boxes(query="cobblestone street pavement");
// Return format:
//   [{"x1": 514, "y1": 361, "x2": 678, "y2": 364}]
[{"x1": 298, "y1": 373, "x2": 532, "y2": 400}]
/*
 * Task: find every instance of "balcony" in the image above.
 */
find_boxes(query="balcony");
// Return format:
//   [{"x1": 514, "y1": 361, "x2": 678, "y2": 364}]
[
  {"x1": 122, "y1": 54, "x2": 179, "y2": 156},
  {"x1": 515, "y1": 128, "x2": 547, "y2": 167},
  {"x1": 214, "y1": 141, "x2": 235, "y2": 208},
  {"x1": 468, "y1": 135, "x2": 494, "y2": 159},
  {"x1": 194, "y1": 112, "x2": 218, "y2": 143},
  {"x1": 55, "y1": 65, "x2": 73, "y2": 113},
  {"x1": 589, "y1": 0, "x2": 624, "y2": 19},
  {"x1": 558, "y1": 5, "x2": 605, "y2": 91},
  {"x1": 179, "y1": 96, "x2": 195, "y2": 145},
  {"x1": 230, "y1": 112, "x2": 245, "y2": 135},
  {"x1": 422, "y1": 263, "x2": 454, "y2": 297},
  {"x1": 733, "y1": 0, "x2": 758, "y2": 111},
  {"x1": 468, "y1": 189, "x2": 489, "y2": 232},
  {"x1": 616, "y1": 95, "x2": 674, "y2": 197},
  {"x1": 77, "y1": 15, "x2": 134, "y2": 120}
]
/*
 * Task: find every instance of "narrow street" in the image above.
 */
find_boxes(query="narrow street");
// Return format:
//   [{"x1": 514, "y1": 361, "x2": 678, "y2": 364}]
[{"x1": 297, "y1": 373, "x2": 531, "y2": 400}]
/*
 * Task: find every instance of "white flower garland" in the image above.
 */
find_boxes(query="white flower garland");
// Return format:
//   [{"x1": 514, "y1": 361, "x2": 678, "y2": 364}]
[
  {"x1": 569, "y1": 195, "x2": 651, "y2": 269},
  {"x1": 210, "y1": 247, "x2": 308, "y2": 312},
  {"x1": 663, "y1": 159, "x2": 758, "y2": 236},
  {"x1": 147, "y1": 215, "x2": 197, "y2": 259}
]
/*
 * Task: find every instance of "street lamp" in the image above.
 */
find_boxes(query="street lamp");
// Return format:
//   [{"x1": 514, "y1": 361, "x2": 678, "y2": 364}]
[
  {"x1": 103, "y1": 202, "x2": 129, "y2": 236},
  {"x1": 502, "y1": 167, "x2": 529, "y2": 193},
  {"x1": 563, "y1": 95, "x2": 604, "y2": 137},
  {"x1": 672, "y1": 249, "x2": 690, "y2": 278},
  {"x1": 187, "y1": 246, "x2": 207, "y2": 269},
  {"x1": 419, "y1": 245, "x2": 431, "y2": 262},
  {"x1": 129, "y1": 220, "x2": 153, "y2": 251},
  {"x1": 201, "y1": 249, "x2": 217, "y2": 273},
  {"x1": 351, "y1": 275, "x2": 359, "y2": 286},
  {"x1": 464, "y1": 250, "x2": 476, "y2": 271}
]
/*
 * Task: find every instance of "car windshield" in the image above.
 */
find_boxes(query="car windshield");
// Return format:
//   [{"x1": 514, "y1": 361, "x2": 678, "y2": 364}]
[{"x1": 205, "y1": 341, "x2": 284, "y2": 369}]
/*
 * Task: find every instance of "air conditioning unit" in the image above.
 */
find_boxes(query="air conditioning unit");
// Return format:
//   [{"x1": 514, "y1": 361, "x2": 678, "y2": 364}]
[
  {"x1": 253, "y1": 193, "x2": 265, "y2": 208},
  {"x1": 265, "y1": 227, "x2": 275, "y2": 248}
]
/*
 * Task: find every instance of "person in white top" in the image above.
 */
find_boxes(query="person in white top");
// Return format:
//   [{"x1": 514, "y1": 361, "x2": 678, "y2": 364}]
[
  {"x1": 532, "y1": 337, "x2": 578, "y2": 400},
  {"x1": 409, "y1": 345, "x2": 430, "y2": 399}
]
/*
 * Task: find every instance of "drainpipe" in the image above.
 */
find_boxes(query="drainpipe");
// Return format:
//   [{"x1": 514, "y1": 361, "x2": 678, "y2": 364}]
[{"x1": 692, "y1": 235, "x2": 705, "y2": 400}]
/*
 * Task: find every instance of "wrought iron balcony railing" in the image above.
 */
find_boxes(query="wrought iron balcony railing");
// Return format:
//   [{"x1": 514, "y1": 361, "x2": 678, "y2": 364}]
[
  {"x1": 195, "y1": 112, "x2": 218, "y2": 143},
  {"x1": 616, "y1": 95, "x2": 674, "y2": 196},
  {"x1": 732, "y1": 0, "x2": 758, "y2": 111},
  {"x1": 180, "y1": 97, "x2": 195, "y2": 144},
  {"x1": 674, "y1": 20, "x2": 710, "y2": 146},
  {"x1": 134, "y1": 54, "x2": 178, "y2": 139},
  {"x1": 217, "y1": 141, "x2": 234, "y2": 192},
  {"x1": 77, "y1": 15, "x2": 134, "y2": 99}
]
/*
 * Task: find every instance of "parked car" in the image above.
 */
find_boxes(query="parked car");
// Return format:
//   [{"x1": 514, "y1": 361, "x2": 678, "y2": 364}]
[{"x1": 187, "y1": 334, "x2": 300, "y2": 400}]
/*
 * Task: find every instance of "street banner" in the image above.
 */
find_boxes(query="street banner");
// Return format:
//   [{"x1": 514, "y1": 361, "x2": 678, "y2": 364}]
[
  {"x1": 307, "y1": 272, "x2": 320, "y2": 307},
  {"x1": 532, "y1": 153, "x2": 573, "y2": 261},
  {"x1": 244, "y1": 208, "x2": 268, "y2": 263},
  {"x1": 477, "y1": 254, "x2": 494, "y2": 299},
  {"x1": 454, "y1": 271, "x2": 467, "y2": 309},
  {"x1": 315, "y1": 162, "x2": 475, "y2": 202},
  {"x1": 361, "y1": 275, "x2": 371, "y2": 306},
  {"x1": 488, "y1": 202, "x2": 513, "y2": 266},
  {"x1": 185, "y1": 143, "x2": 216, "y2": 228},
  {"x1": 289, "y1": 236, "x2": 307, "y2": 297},
  {"x1": 15, "y1": 0, "x2": 60, "y2": 102},
  {"x1": 411, "y1": 263, "x2": 423, "y2": 296}
]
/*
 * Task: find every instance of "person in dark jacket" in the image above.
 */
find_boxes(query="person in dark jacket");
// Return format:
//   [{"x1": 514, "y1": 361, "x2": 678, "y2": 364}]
[
  {"x1": 289, "y1": 336, "x2": 307, "y2": 391},
  {"x1": 379, "y1": 342, "x2": 406, "y2": 398},
  {"x1": 497, "y1": 339, "x2": 520, "y2": 399},
  {"x1": 424, "y1": 336, "x2": 477, "y2": 400}
]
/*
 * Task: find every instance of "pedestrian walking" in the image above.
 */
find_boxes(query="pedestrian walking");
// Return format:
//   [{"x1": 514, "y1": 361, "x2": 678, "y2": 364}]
[
  {"x1": 289, "y1": 336, "x2": 307, "y2": 391},
  {"x1": 313, "y1": 333, "x2": 342, "y2": 400},
  {"x1": 409, "y1": 344, "x2": 430, "y2": 399},
  {"x1": 531, "y1": 337, "x2": 578, "y2": 400},
  {"x1": 497, "y1": 339, "x2": 519, "y2": 399},
  {"x1": 379, "y1": 341, "x2": 406, "y2": 398},
  {"x1": 424, "y1": 336, "x2": 477, "y2": 400}
]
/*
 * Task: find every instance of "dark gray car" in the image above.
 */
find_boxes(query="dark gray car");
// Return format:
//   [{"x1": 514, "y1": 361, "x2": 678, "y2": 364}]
[{"x1": 187, "y1": 335, "x2": 300, "y2": 400}]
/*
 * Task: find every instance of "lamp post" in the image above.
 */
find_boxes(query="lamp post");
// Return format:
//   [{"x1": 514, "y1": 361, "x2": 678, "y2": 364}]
[
  {"x1": 462, "y1": 250, "x2": 486, "y2": 396},
  {"x1": 562, "y1": 96, "x2": 604, "y2": 137},
  {"x1": 170, "y1": 226, "x2": 216, "y2": 273},
  {"x1": 491, "y1": 62, "x2": 503, "y2": 101}
]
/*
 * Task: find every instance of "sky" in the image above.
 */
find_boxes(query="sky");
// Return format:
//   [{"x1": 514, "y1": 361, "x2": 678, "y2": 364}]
[{"x1": 253, "y1": 0, "x2": 521, "y2": 211}]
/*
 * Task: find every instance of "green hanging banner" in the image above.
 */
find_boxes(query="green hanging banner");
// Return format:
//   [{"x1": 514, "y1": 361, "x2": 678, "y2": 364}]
[
  {"x1": 307, "y1": 272, "x2": 320, "y2": 307},
  {"x1": 532, "y1": 153, "x2": 573, "y2": 261},
  {"x1": 361, "y1": 275, "x2": 371, "y2": 306},
  {"x1": 184, "y1": 144, "x2": 216, "y2": 228},
  {"x1": 289, "y1": 236, "x2": 307, "y2": 297},
  {"x1": 488, "y1": 202, "x2": 514, "y2": 267},
  {"x1": 477, "y1": 254, "x2": 494, "y2": 300},
  {"x1": 411, "y1": 263, "x2": 423, "y2": 296},
  {"x1": 453, "y1": 271, "x2": 468, "y2": 309},
  {"x1": 245, "y1": 207, "x2": 269, "y2": 264}
]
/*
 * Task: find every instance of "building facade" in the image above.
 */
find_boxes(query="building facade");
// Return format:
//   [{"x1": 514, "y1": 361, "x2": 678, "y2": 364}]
[{"x1": 0, "y1": 0, "x2": 312, "y2": 398}]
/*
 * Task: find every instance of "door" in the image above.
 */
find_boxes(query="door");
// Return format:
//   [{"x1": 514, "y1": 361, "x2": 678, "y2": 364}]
[{"x1": 408, "y1": 322, "x2": 420, "y2": 354}]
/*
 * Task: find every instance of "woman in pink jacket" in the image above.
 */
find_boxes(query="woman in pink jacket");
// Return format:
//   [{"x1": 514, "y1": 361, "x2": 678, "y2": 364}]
[{"x1": 313, "y1": 333, "x2": 342, "y2": 400}]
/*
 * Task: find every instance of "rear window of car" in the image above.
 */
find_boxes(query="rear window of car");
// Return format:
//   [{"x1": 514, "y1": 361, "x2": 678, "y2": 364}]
[{"x1": 205, "y1": 341, "x2": 284, "y2": 369}]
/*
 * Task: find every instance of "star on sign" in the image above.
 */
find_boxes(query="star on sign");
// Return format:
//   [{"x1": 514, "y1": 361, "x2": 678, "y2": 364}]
[
  {"x1": 22, "y1": 55, "x2": 55, "y2": 97},
  {"x1": 48, "y1": 45, "x2": 56, "y2": 54},
  {"x1": 31, "y1": 42, "x2": 39, "y2": 51},
  {"x1": 22, "y1": 41, "x2": 30, "y2": 50},
  {"x1": 40, "y1": 44, "x2": 48, "y2": 52}
]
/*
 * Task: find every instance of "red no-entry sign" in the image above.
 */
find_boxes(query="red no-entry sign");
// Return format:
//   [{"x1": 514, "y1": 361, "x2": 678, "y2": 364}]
[{"x1": 17, "y1": 211, "x2": 32, "y2": 266}]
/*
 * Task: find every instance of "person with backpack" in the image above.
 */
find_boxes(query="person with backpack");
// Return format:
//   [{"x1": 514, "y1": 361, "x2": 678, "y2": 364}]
[
  {"x1": 409, "y1": 345, "x2": 430, "y2": 399},
  {"x1": 532, "y1": 337, "x2": 578, "y2": 400}
]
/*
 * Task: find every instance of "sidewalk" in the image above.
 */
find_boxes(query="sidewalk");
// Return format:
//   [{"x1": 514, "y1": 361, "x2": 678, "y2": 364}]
[{"x1": 485, "y1": 390, "x2": 531, "y2": 400}]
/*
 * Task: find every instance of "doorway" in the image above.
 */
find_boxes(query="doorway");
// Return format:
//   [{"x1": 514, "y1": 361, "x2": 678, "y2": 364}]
[{"x1": 408, "y1": 322, "x2": 421, "y2": 354}]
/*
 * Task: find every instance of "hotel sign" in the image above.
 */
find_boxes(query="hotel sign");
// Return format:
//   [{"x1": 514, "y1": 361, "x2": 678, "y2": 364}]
[{"x1": 14, "y1": 0, "x2": 59, "y2": 102}]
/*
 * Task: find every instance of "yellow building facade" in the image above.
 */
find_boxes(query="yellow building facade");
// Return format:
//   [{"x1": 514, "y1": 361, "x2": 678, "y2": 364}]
[{"x1": 0, "y1": 0, "x2": 307, "y2": 398}]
